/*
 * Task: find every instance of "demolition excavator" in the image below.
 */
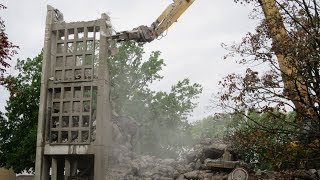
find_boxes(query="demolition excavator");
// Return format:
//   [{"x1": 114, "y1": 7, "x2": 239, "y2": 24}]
[{"x1": 110, "y1": 0, "x2": 316, "y2": 174}]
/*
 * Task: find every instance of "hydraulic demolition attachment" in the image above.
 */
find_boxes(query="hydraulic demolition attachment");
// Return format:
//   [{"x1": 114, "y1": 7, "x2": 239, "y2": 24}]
[{"x1": 110, "y1": 0, "x2": 195, "y2": 43}]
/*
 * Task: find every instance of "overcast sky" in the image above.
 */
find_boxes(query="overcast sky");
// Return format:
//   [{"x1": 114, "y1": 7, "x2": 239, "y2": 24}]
[{"x1": 1, "y1": 0, "x2": 259, "y2": 121}]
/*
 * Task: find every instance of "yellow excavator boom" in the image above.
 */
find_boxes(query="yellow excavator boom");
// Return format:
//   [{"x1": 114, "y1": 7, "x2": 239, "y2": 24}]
[
  {"x1": 259, "y1": 0, "x2": 310, "y2": 118},
  {"x1": 153, "y1": 0, "x2": 195, "y2": 37},
  {"x1": 111, "y1": 0, "x2": 195, "y2": 42}
]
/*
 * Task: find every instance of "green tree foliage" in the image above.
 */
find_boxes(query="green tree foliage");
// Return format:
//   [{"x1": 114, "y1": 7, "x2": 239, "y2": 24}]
[
  {"x1": 218, "y1": 0, "x2": 320, "y2": 170},
  {"x1": 191, "y1": 114, "x2": 235, "y2": 140},
  {"x1": 0, "y1": 41, "x2": 202, "y2": 172},
  {"x1": 109, "y1": 41, "x2": 202, "y2": 158},
  {"x1": 226, "y1": 111, "x2": 299, "y2": 170},
  {"x1": 0, "y1": 53, "x2": 42, "y2": 172}
]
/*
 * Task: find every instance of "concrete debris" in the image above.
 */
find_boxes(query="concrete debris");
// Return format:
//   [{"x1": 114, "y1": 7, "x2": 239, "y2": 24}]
[
  {"x1": 107, "y1": 115, "x2": 320, "y2": 180},
  {"x1": 107, "y1": 115, "x2": 233, "y2": 179}
]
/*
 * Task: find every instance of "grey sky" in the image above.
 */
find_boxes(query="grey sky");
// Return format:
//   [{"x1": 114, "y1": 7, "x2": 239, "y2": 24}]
[{"x1": 1, "y1": 0, "x2": 258, "y2": 121}]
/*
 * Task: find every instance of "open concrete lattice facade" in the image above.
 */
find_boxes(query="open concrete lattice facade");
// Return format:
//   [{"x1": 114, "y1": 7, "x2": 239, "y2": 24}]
[{"x1": 35, "y1": 5, "x2": 113, "y2": 180}]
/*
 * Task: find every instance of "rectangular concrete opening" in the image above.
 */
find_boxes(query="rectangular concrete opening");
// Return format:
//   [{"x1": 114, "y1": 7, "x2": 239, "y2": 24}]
[{"x1": 48, "y1": 155, "x2": 94, "y2": 180}]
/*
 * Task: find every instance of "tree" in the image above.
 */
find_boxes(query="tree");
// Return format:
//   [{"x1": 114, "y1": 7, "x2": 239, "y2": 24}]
[
  {"x1": 219, "y1": 0, "x2": 320, "y2": 170},
  {"x1": 0, "y1": 53, "x2": 42, "y2": 172},
  {"x1": 142, "y1": 79, "x2": 202, "y2": 157},
  {"x1": 226, "y1": 110, "x2": 298, "y2": 170},
  {"x1": 109, "y1": 41, "x2": 202, "y2": 158},
  {"x1": 0, "y1": 41, "x2": 202, "y2": 172},
  {"x1": 191, "y1": 114, "x2": 234, "y2": 140},
  {"x1": 0, "y1": 4, "x2": 18, "y2": 75}
]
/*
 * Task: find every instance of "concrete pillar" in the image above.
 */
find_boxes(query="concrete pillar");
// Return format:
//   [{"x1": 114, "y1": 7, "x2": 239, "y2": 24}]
[
  {"x1": 51, "y1": 157, "x2": 58, "y2": 180},
  {"x1": 41, "y1": 156, "x2": 50, "y2": 180},
  {"x1": 93, "y1": 13, "x2": 113, "y2": 180},
  {"x1": 65, "y1": 159, "x2": 71, "y2": 180},
  {"x1": 34, "y1": 5, "x2": 58, "y2": 180}
]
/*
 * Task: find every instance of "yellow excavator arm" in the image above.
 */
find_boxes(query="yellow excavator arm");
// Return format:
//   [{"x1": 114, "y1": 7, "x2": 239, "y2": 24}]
[
  {"x1": 111, "y1": 0, "x2": 195, "y2": 42},
  {"x1": 152, "y1": 0, "x2": 195, "y2": 37}
]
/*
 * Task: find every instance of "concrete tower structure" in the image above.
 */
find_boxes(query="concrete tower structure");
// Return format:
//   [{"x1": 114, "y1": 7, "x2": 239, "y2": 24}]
[{"x1": 35, "y1": 6, "x2": 113, "y2": 180}]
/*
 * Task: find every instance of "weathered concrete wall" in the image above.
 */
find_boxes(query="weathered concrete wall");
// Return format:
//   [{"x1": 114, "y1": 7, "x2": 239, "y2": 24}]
[{"x1": 0, "y1": 168, "x2": 15, "y2": 180}]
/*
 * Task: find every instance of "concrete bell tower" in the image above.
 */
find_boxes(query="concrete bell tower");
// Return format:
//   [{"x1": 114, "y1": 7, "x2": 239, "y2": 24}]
[{"x1": 35, "y1": 5, "x2": 113, "y2": 180}]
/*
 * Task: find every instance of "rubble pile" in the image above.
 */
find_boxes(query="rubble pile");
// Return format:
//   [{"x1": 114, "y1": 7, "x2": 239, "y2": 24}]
[
  {"x1": 107, "y1": 115, "x2": 230, "y2": 179},
  {"x1": 107, "y1": 115, "x2": 319, "y2": 180},
  {"x1": 108, "y1": 132, "x2": 232, "y2": 179}
]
